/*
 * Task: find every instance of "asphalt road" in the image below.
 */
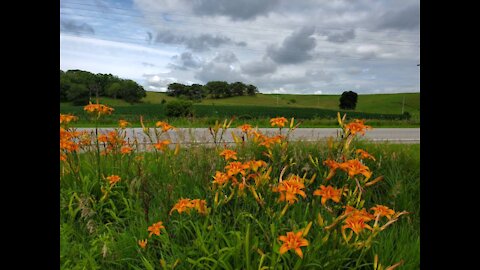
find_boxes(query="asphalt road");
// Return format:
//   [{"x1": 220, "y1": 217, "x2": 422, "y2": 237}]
[{"x1": 77, "y1": 128, "x2": 420, "y2": 145}]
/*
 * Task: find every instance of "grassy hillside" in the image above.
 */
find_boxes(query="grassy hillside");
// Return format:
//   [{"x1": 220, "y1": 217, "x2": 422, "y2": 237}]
[
  {"x1": 61, "y1": 92, "x2": 420, "y2": 127},
  {"x1": 142, "y1": 92, "x2": 420, "y2": 117}
]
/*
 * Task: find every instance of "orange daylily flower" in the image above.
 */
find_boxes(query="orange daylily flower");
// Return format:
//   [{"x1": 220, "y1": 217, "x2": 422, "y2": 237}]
[
  {"x1": 278, "y1": 231, "x2": 309, "y2": 258},
  {"x1": 342, "y1": 216, "x2": 373, "y2": 235},
  {"x1": 340, "y1": 159, "x2": 372, "y2": 179},
  {"x1": 106, "y1": 175, "x2": 121, "y2": 185},
  {"x1": 60, "y1": 128, "x2": 81, "y2": 153},
  {"x1": 371, "y1": 205, "x2": 395, "y2": 220},
  {"x1": 170, "y1": 198, "x2": 207, "y2": 215},
  {"x1": 212, "y1": 171, "x2": 230, "y2": 186},
  {"x1": 270, "y1": 117, "x2": 288, "y2": 128},
  {"x1": 343, "y1": 206, "x2": 375, "y2": 222},
  {"x1": 313, "y1": 185, "x2": 343, "y2": 205},
  {"x1": 83, "y1": 103, "x2": 114, "y2": 116},
  {"x1": 219, "y1": 149, "x2": 238, "y2": 161},
  {"x1": 225, "y1": 161, "x2": 250, "y2": 176},
  {"x1": 356, "y1": 149, "x2": 376, "y2": 161},
  {"x1": 118, "y1": 119, "x2": 129, "y2": 129},
  {"x1": 247, "y1": 160, "x2": 267, "y2": 172},
  {"x1": 258, "y1": 135, "x2": 284, "y2": 148},
  {"x1": 170, "y1": 198, "x2": 193, "y2": 215},
  {"x1": 251, "y1": 130, "x2": 265, "y2": 141},
  {"x1": 98, "y1": 134, "x2": 108, "y2": 143},
  {"x1": 191, "y1": 199, "x2": 208, "y2": 215},
  {"x1": 154, "y1": 140, "x2": 171, "y2": 151},
  {"x1": 273, "y1": 175, "x2": 306, "y2": 204},
  {"x1": 60, "y1": 114, "x2": 78, "y2": 125},
  {"x1": 155, "y1": 121, "x2": 174, "y2": 132},
  {"x1": 120, "y1": 146, "x2": 133, "y2": 154},
  {"x1": 147, "y1": 221, "x2": 165, "y2": 237},
  {"x1": 138, "y1": 239, "x2": 147, "y2": 249},
  {"x1": 238, "y1": 124, "x2": 252, "y2": 133},
  {"x1": 323, "y1": 159, "x2": 342, "y2": 180},
  {"x1": 345, "y1": 119, "x2": 371, "y2": 136},
  {"x1": 106, "y1": 131, "x2": 125, "y2": 145}
]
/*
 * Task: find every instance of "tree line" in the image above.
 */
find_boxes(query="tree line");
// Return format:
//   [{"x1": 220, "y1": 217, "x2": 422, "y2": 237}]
[
  {"x1": 167, "y1": 81, "x2": 259, "y2": 100},
  {"x1": 60, "y1": 69, "x2": 147, "y2": 105}
]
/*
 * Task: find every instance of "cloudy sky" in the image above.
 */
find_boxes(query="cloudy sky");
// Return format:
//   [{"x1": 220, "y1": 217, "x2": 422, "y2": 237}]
[{"x1": 60, "y1": 0, "x2": 420, "y2": 94}]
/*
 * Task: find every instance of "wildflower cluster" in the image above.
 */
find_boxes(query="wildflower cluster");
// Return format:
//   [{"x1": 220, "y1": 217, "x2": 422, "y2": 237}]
[{"x1": 60, "y1": 105, "x2": 411, "y2": 269}]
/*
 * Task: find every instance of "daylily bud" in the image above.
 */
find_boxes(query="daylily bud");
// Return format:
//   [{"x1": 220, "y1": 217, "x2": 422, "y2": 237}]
[
  {"x1": 173, "y1": 143, "x2": 180, "y2": 155},
  {"x1": 302, "y1": 221, "x2": 313, "y2": 237},
  {"x1": 317, "y1": 213, "x2": 324, "y2": 226},
  {"x1": 365, "y1": 176, "x2": 384, "y2": 187}
]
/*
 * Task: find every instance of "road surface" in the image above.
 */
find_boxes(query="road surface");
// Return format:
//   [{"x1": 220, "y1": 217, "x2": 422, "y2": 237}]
[{"x1": 77, "y1": 128, "x2": 420, "y2": 145}]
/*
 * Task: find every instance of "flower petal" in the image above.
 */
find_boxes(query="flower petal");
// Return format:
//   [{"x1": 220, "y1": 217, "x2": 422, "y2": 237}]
[
  {"x1": 279, "y1": 244, "x2": 289, "y2": 255},
  {"x1": 295, "y1": 247, "x2": 304, "y2": 258}
]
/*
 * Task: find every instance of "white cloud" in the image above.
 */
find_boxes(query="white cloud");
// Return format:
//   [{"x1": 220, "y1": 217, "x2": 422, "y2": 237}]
[{"x1": 60, "y1": 0, "x2": 419, "y2": 94}]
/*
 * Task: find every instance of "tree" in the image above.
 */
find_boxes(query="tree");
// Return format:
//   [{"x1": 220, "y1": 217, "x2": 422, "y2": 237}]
[
  {"x1": 166, "y1": 100, "x2": 194, "y2": 117},
  {"x1": 205, "y1": 81, "x2": 229, "y2": 99},
  {"x1": 339, "y1": 91, "x2": 358, "y2": 110},
  {"x1": 105, "y1": 82, "x2": 122, "y2": 99},
  {"x1": 60, "y1": 69, "x2": 146, "y2": 104},
  {"x1": 60, "y1": 75, "x2": 70, "y2": 102},
  {"x1": 229, "y1": 82, "x2": 246, "y2": 96},
  {"x1": 246, "y1": 84, "x2": 258, "y2": 96},
  {"x1": 65, "y1": 70, "x2": 98, "y2": 100},
  {"x1": 118, "y1": 80, "x2": 146, "y2": 103},
  {"x1": 167, "y1": 83, "x2": 187, "y2": 97},
  {"x1": 188, "y1": 84, "x2": 206, "y2": 101},
  {"x1": 66, "y1": 83, "x2": 90, "y2": 106}
]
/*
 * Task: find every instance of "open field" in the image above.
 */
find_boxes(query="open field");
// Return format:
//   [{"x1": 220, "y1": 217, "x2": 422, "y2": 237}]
[
  {"x1": 141, "y1": 92, "x2": 420, "y2": 117},
  {"x1": 60, "y1": 92, "x2": 420, "y2": 128},
  {"x1": 60, "y1": 113, "x2": 419, "y2": 269}
]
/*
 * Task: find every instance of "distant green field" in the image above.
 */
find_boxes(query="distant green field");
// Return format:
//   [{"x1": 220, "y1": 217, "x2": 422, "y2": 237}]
[
  {"x1": 61, "y1": 92, "x2": 420, "y2": 127},
  {"x1": 142, "y1": 92, "x2": 420, "y2": 116}
]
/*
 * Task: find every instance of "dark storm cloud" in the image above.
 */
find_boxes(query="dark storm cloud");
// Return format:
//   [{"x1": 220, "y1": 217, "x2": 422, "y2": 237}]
[
  {"x1": 323, "y1": 29, "x2": 356, "y2": 43},
  {"x1": 266, "y1": 26, "x2": 316, "y2": 64},
  {"x1": 60, "y1": 19, "x2": 95, "y2": 35},
  {"x1": 168, "y1": 51, "x2": 202, "y2": 70},
  {"x1": 377, "y1": 4, "x2": 420, "y2": 30},
  {"x1": 241, "y1": 59, "x2": 277, "y2": 77},
  {"x1": 154, "y1": 31, "x2": 245, "y2": 52},
  {"x1": 191, "y1": 0, "x2": 280, "y2": 21}
]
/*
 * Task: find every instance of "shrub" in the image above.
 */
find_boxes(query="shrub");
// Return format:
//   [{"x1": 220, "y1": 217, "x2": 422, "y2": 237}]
[
  {"x1": 166, "y1": 100, "x2": 194, "y2": 117},
  {"x1": 339, "y1": 91, "x2": 358, "y2": 110},
  {"x1": 402, "y1": 111, "x2": 411, "y2": 120}
]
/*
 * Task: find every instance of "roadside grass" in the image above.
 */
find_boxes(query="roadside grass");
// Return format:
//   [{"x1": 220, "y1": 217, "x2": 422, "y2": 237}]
[
  {"x1": 62, "y1": 117, "x2": 419, "y2": 128},
  {"x1": 60, "y1": 126, "x2": 419, "y2": 270},
  {"x1": 60, "y1": 102, "x2": 418, "y2": 128}
]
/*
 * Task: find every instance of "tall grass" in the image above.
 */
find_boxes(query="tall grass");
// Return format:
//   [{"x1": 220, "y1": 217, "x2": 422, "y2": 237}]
[{"x1": 60, "y1": 109, "x2": 419, "y2": 269}]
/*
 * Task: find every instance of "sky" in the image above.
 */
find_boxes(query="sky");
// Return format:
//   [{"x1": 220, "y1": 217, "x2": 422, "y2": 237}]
[{"x1": 60, "y1": 0, "x2": 420, "y2": 94}]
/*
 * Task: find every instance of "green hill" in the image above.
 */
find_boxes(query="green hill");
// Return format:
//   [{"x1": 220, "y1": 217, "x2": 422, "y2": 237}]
[
  {"x1": 61, "y1": 92, "x2": 420, "y2": 127},
  {"x1": 141, "y1": 92, "x2": 420, "y2": 117}
]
